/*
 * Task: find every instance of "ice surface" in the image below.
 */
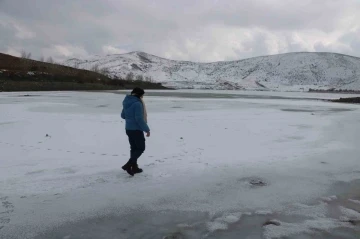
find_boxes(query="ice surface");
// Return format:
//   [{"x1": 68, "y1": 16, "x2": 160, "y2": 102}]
[{"x1": 1, "y1": 90, "x2": 360, "y2": 238}]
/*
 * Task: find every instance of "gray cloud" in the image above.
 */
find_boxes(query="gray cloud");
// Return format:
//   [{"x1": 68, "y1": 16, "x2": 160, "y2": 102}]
[
  {"x1": 201, "y1": 0, "x2": 352, "y2": 32},
  {"x1": 1, "y1": 0, "x2": 360, "y2": 62}
]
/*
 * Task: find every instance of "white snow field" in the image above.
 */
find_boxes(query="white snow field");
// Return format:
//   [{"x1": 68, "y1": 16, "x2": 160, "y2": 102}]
[{"x1": 1, "y1": 90, "x2": 360, "y2": 239}]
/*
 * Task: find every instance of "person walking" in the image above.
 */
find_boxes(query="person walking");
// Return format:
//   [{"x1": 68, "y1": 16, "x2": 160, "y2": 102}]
[{"x1": 121, "y1": 87, "x2": 150, "y2": 176}]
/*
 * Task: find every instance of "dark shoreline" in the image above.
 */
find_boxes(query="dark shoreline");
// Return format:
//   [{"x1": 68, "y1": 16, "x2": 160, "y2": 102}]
[{"x1": 330, "y1": 97, "x2": 360, "y2": 104}]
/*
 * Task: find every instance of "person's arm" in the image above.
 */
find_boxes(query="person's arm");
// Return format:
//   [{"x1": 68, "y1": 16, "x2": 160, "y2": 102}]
[
  {"x1": 134, "y1": 102, "x2": 150, "y2": 133},
  {"x1": 121, "y1": 109, "x2": 125, "y2": 119}
]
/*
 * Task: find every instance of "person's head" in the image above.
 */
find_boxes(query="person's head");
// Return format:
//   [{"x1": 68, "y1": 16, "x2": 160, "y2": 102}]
[{"x1": 131, "y1": 87, "x2": 145, "y2": 98}]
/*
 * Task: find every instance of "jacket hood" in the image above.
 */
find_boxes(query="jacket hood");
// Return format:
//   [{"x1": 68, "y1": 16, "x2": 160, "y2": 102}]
[{"x1": 123, "y1": 95, "x2": 140, "y2": 109}]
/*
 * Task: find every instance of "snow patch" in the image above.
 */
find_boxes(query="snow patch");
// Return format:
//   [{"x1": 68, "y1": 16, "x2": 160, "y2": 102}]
[
  {"x1": 349, "y1": 199, "x2": 360, "y2": 205},
  {"x1": 321, "y1": 195, "x2": 338, "y2": 202},
  {"x1": 255, "y1": 210, "x2": 273, "y2": 215},
  {"x1": 206, "y1": 221, "x2": 228, "y2": 232},
  {"x1": 264, "y1": 218, "x2": 348, "y2": 239},
  {"x1": 284, "y1": 202, "x2": 328, "y2": 218},
  {"x1": 339, "y1": 206, "x2": 360, "y2": 221},
  {"x1": 219, "y1": 213, "x2": 242, "y2": 224},
  {"x1": 206, "y1": 213, "x2": 242, "y2": 232}
]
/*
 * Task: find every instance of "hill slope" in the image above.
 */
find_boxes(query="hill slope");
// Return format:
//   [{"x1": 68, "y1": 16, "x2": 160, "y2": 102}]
[
  {"x1": 0, "y1": 53, "x2": 167, "y2": 92},
  {"x1": 64, "y1": 52, "x2": 360, "y2": 91}
]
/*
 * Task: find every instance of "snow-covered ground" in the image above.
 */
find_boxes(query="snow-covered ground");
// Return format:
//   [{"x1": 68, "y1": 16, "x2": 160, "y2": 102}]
[{"x1": 1, "y1": 90, "x2": 360, "y2": 239}]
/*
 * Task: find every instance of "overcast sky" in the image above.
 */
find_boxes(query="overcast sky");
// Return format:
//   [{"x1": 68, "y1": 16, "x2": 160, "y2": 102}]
[{"x1": 1, "y1": 0, "x2": 360, "y2": 62}]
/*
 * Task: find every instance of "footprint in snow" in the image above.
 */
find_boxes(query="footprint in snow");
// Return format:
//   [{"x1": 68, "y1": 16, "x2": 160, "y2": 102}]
[
  {"x1": 0, "y1": 196, "x2": 14, "y2": 229},
  {"x1": 1, "y1": 199, "x2": 14, "y2": 210}
]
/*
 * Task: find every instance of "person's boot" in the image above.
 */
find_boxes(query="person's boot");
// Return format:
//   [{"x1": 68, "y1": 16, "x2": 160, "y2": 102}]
[
  {"x1": 132, "y1": 164, "x2": 143, "y2": 174},
  {"x1": 121, "y1": 161, "x2": 130, "y2": 171},
  {"x1": 122, "y1": 162, "x2": 134, "y2": 176}
]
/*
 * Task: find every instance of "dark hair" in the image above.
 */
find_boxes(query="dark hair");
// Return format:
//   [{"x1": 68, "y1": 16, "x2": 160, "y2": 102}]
[{"x1": 131, "y1": 87, "x2": 145, "y2": 97}]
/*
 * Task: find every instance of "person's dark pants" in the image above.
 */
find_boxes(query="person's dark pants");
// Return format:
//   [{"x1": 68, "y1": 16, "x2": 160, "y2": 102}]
[{"x1": 126, "y1": 130, "x2": 145, "y2": 165}]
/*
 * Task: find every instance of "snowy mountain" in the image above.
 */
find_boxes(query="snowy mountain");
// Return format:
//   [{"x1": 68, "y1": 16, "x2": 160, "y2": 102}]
[{"x1": 63, "y1": 52, "x2": 360, "y2": 91}]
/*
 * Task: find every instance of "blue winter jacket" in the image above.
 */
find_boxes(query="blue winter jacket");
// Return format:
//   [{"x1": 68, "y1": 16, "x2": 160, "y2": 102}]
[{"x1": 121, "y1": 95, "x2": 150, "y2": 132}]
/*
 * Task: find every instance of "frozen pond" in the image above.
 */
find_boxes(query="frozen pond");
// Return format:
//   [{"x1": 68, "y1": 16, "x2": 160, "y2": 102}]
[{"x1": 1, "y1": 90, "x2": 360, "y2": 239}]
